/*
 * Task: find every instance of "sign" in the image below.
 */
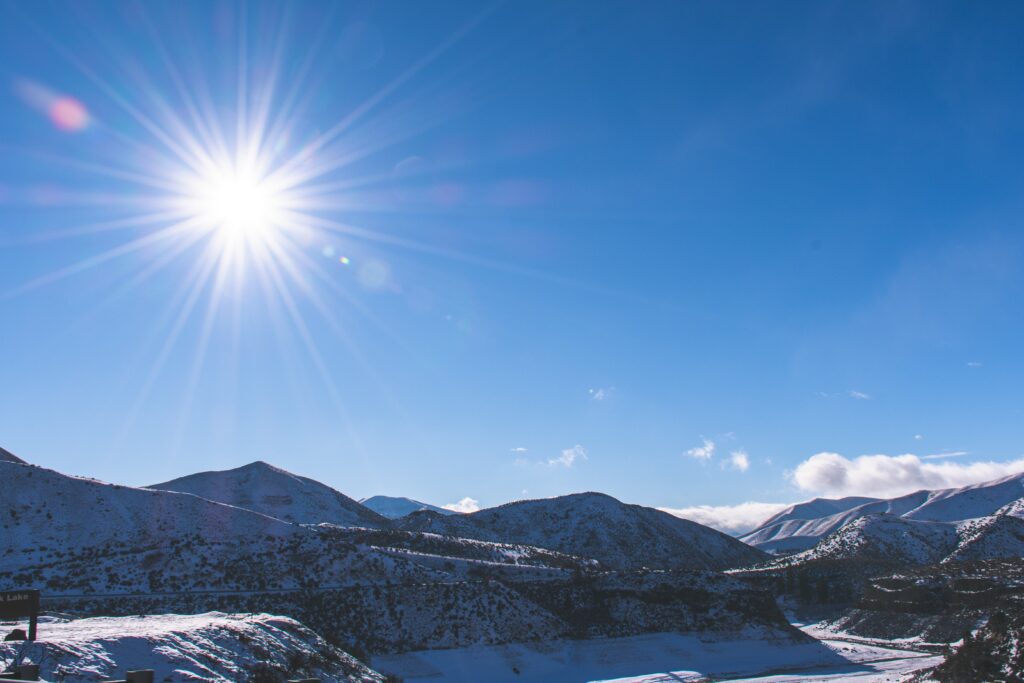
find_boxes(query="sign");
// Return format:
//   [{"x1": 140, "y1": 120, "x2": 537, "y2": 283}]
[{"x1": 0, "y1": 590, "x2": 39, "y2": 640}]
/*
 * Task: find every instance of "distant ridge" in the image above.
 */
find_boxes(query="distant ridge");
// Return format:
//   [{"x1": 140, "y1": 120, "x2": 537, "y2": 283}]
[
  {"x1": 397, "y1": 491, "x2": 766, "y2": 571},
  {"x1": 359, "y1": 495, "x2": 455, "y2": 519},
  {"x1": 150, "y1": 460, "x2": 389, "y2": 528},
  {"x1": 742, "y1": 472, "x2": 1024, "y2": 553}
]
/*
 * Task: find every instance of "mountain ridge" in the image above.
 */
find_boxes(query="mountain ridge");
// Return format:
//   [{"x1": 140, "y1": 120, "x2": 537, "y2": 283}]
[
  {"x1": 396, "y1": 490, "x2": 767, "y2": 570},
  {"x1": 150, "y1": 460, "x2": 390, "y2": 529},
  {"x1": 742, "y1": 472, "x2": 1024, "y2": 553}
]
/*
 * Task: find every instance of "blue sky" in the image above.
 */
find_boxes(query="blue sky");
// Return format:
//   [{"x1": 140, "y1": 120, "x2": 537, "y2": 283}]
[{"x1": 2, "y1": 1, "x2": 1024, "y2": 530}]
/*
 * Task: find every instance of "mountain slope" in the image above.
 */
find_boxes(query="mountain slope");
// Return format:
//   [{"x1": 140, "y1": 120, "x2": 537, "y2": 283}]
[
  {"x1": 0, "y1": 445, "x2": 25, "y2": 463},
  {"x1": 150, "y1": 461, "x2": 389, "y2": 528},
  {"x1": 359, "y1": 495, "x2": 454, "y2": 519},
  {"x1": 760, "y1": 510, "x2": 1024, "y2": 571},
  {"x1": 2, "y1": 461, "x2": 796, "y2": 655},
  {"x1": 757, "y1": 496, "x2": 879, "y2": 530},
  {"x1": 787, "y1": 514, "x2": 959, "y2": 565},
  {"x1": 0, "y1": 613, "x2": 386, "y2": 683},
  {"x1": 396, "y1": 492, "x2": 766, "y2": 570},
  {"x1": 742, "y1": 472, "x2": 1024, "y2": 553},
  {"x1": 947, "y1": 514, "x2": 1024, "y2": 563},
  {"x1": 1, "y1": 460, "x2": 297, "y2": 558}
]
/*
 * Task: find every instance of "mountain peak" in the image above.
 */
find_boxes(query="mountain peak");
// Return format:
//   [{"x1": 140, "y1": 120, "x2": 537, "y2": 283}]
[
  {"x1": 151, "y1": 461, "x2": 389, "y2": 528},
  {"x1": 398, "y1": 489, "x2": 765, "y2": 571}
]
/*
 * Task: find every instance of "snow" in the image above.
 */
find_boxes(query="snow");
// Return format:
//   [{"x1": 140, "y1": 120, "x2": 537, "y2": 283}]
[
  {"x1": 397, "y1": 492, "x2": 766, "y2": 571},
  {"x1": 150, "y1": 461, "x2": 388, "y2": 528},
  {"x1": 742, "y1": 473, "x2": 1024, "y2": 553},
  {"x1": 359, "y1": 495, "x2": 455, "y2": 519},
  {"x1": 0, "y1": 461, "x2": 298, "y2": 560},
  {"x1": 375, "y1": 625, "x2": 943, "y2": 683},
  {"x1": 756, "y1": 507, "x2": 1024, "y2": 570},
  {"x1": 0, "y1": 612, "x2": 384, "y2": 682}
]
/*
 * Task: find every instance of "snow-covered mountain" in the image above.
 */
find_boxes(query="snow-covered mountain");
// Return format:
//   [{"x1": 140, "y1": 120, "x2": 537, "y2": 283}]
[
  {"x1": 396, "y1": 491, "x2": 766, "y2": 570},
  {"x1": 0, "y1": 459, "x2": 446, "y2": 596},
  {"x1": 150, "y1": 460, "x2": 389, "y2": 528},
  {"x1": 0, "y1": 613, "x2": 385, "y2": 683},
  {"x1": 1, "y1": 460, "x2": 297, "y2": 558},
  {"x1": 754, "y1": 496, "x2": 879, "y2": 532},
  {"x1": 761, "y1": 509, "x2": 1024, "y2": 569},
  {"x1": 359, "y1": 494, "x2": 455, "y2": 519},
  {"x1": 0, "y1": 445, "x2": 25, "y2": 463},
  {"x1": 742, "y1": 472, "x2": 1024, "y2": 553},
  {"x1": 786, "y1": 515, "x2": 959, "y2": 565},
  {"x1": 3, "y1": 459, "x2": 795, "y2": 656},
  {"x1": 946, "y1": 513, "x2": 1024, "y2": 563}
]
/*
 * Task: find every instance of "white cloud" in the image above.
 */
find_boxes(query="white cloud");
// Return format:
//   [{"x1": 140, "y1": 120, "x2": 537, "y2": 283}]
[
  {"x1": 659, "y1": 502, "x2": 790, "y2": 534},
  {"x1": 588, "y1": 387, "x2": 613, "y2": 401},
  {"x1": 791, "y1": 451, "x2": 1024, "y2": 498},
  {"x1": 685, "y1": 437, "x2": 715, "y2": 461},
  {"x1": 967, "y1": 361, "x2": 983, "y2": 368},
  {"x1": 442, "y1": 497, "x2": 480, "y2": 513},
  {"x1": 510, "y1": 447, "x2": 528, "y2": 453},
  {"x1": 914, "y1": 434, "x2": 924, "y2": 441},
  {"x1": 728, "y1": 449, "x2": 750, "y2": 472},
  {"x1": 922, "y1": 451, "x2": 969, "y2": 460},
  {"x1": 549, "y1": 444, "x2": 587, "y2": 468},
  {"x1": 849, "y1": 390, "x2": 871, "y2": 400}
]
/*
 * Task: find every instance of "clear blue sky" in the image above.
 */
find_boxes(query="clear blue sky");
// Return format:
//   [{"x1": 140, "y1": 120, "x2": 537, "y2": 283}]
[{"x1": 2, "y1": 1, "x2": 1023, "y2": 523}]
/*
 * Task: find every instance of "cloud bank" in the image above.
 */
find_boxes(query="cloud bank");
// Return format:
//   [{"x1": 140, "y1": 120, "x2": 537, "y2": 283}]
[
  {"x1": 662, "y1": 451, "x2": 1024, "y2": 534},
  {"x1": 792, "y1": 452, "x2": 1024, "y2": 498},
  {"x1": 660, "y1": 502, "x2": 790, "y2": 534},
  {"x1": 442, "y1": 496, "x2": 481, "y2": 513}
]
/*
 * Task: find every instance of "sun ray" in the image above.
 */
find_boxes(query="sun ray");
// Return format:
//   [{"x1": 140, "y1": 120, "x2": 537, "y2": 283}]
[
  {"x1": 2, "y1": 218, "x2": 202, "y2": 299},
  {"x1": 0, "y1": 1, "x2": 522, "y2": 456}
]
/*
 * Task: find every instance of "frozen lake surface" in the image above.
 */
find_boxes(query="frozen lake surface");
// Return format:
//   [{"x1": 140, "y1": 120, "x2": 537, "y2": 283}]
[{"x1": 375, "y1": 623, "x2": 943, "y2": 683}]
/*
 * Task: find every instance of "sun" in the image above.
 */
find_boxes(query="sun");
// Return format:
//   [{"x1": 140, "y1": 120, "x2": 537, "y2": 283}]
[{"x1": 180, "y1": 157, "x2": 292, "y2": 255}]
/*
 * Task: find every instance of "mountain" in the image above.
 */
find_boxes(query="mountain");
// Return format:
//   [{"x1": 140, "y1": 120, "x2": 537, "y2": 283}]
[
  {"x1": 946, "y1": 513, "x2": 1024, "y2": 563},
  {"x1": 150, "y1": 460, "x2": 389, "y2": 528},
  {"x1": 0, "y1": 445, "x2": 25, "y2": 463},
  {"x1": 396, "y1": 491, "x2": 766, "y2": 570},
  {"x1": 997, "y1": 497, "x2": 1024, "y2": 517},
  {"x1": 1, "y1": 459, "x2": 297, "y2": 558},
  {"x1": 0, "y1": 613, "x2": 386, "y2": 683},
  {"x1": 359, "y1": 495, "x2": 455, "y2": 519},
  {"x1": 762, "y1": 509, "x2": 1024, "y2": 570},
  {"x1": 787, "y1": 514, "x2": 959, "y2": 565},
  {"x1": 757, "y1": 496, "x2": 879, "y2": 530},
  {"x1": 742, "y1": 472, "x2": 1024, "y2": 553},
  {"x1": 2, "y1": 460, "x2": 796, "y2": 656}
]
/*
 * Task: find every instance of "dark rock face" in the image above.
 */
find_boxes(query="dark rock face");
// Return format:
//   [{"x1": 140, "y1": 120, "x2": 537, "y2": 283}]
[
  {"x1": 931, "y1": 610, "x2": 1024, "y2": 683},
  {"x1": 826, "y1": 558, "x2": 1024, "y2": 643}
]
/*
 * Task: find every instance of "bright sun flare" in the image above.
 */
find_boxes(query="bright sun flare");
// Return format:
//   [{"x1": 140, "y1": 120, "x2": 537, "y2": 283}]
[{"x1": 177, "y1": 156, "x2": 294, "y2": 259}]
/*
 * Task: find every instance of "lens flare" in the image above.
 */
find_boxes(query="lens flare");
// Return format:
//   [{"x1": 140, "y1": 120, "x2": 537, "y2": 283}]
[{"x1": 174, "y1": 154, "x2": 297, "y2": 264}]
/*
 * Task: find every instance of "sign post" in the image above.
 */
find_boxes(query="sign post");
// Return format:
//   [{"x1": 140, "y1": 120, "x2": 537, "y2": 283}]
[{"x1": 0, "y1": 590, "x2": 39, "y2": 641}]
